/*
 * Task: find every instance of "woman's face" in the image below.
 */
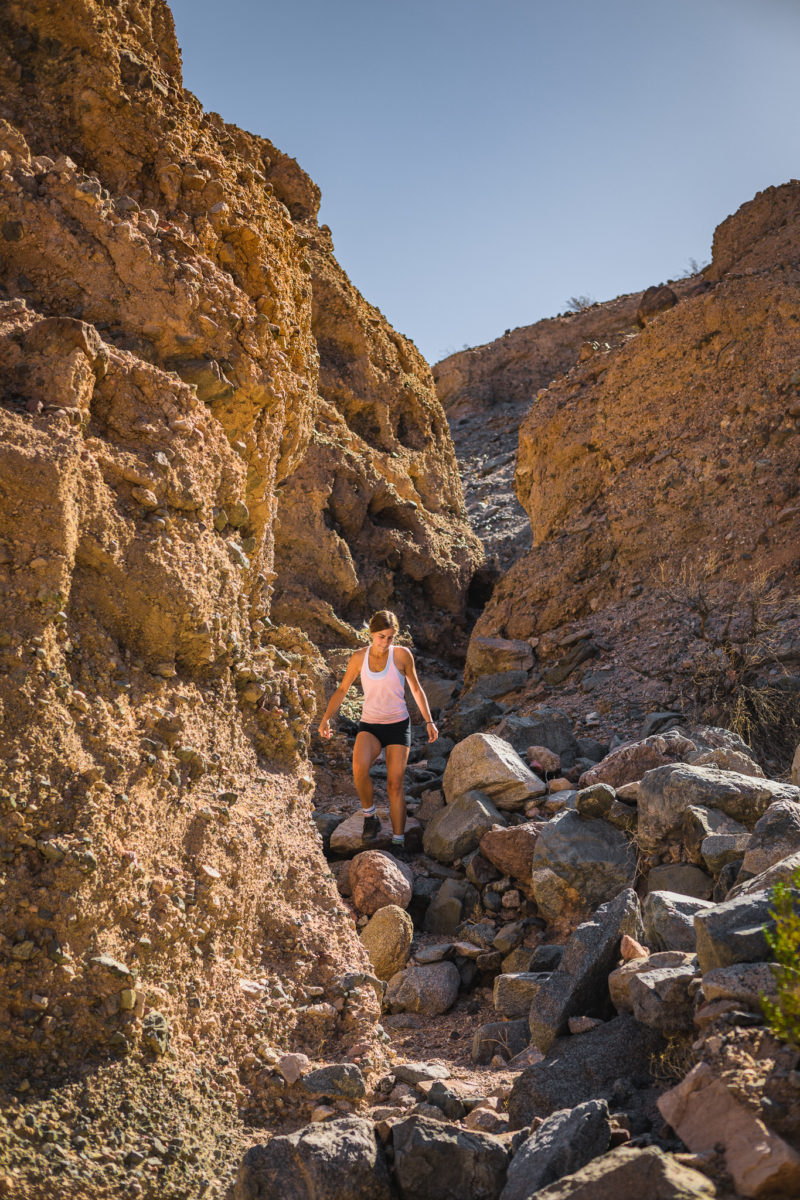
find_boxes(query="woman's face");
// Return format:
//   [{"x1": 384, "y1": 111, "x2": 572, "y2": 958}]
[{"x1": 371, "y1": 626, "x2": 396, "y2": 652}]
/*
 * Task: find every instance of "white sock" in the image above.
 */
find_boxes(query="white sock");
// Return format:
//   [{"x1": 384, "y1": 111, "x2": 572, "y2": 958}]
[
  {"x1": 392, "y1": 834, "x2": 405, "y2": 844},
  {"x1": 362, "y1": 804, "x2": 376, "y2": 816}
]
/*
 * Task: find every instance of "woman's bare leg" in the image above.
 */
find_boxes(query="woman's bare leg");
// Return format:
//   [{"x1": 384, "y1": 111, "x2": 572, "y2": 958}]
[
  {"x1": 353, "y1": 731, "x2": 382, "y2": 810},
  {"x1": 385, "y1": 743, "x2": 410, "y2": 836}
]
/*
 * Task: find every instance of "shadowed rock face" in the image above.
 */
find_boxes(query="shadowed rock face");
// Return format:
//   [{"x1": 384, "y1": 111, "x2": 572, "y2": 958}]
[{"x1": 0, "y1": 0, "x2": 476, "y2": 1099}]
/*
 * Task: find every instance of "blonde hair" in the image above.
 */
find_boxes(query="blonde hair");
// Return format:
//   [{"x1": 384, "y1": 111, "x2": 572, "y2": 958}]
[{"x1": 368, "y1": 610, "x2": 400, "y2": 634}]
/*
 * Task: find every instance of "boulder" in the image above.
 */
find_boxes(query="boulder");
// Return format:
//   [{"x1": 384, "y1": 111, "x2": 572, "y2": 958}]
[
  {"x1": 637, "y1": 283, "x2": 678, "y2": 326},
  {"x1": 531, "y1": 812, "x2": 636, "y2": 923},
  {"x1": 360, "y1": 905, "x2": 414, "y2": 981},
  {"x1": 350, "y1": 851, "x2": 413, "y2": 915},
  {"x1": 480, "y1": 822, "x2": 543, "y2": 882},
  {"x1": 609, "y1": 951, "x2": 694, "y2": 1013},
  {"x1": 730, "y1": 849, "x2": 800, "y2": 898},
  {"x1": 424, "y1": 878, "x2": 480, "y2": 934},
  {"x1": 393, "y1": 1061, "x2": 451, "y2": 1085},
  {"x1": 637, "y1": 764, "x2": 800, "y2": 851},
  {"x1": 508, "y1": 1013, "x2": 664, "y2": 1128},
  {"x1": 495, "y1": 709, "x2": 579, "y2": 766},
  {"x1": 529, "y1": 1145, "x2": 715, "y2": 1199},
  {"x1": 469, "y1": 669, "x2": 529, "y2": 698},
  {"x1": 466, "y1": 851, "x2": 501, "y2": 887},
  {"x1": 492, "y1": 919, "x2": 528, "y2": 954},
  {"x1": 472, "y1": 1018, "x2": 530, "y2": 1065},
  {"x1": 386, "y1": 962, "x2": 461, "y2": 1016},
  {"x1": 701, "y1": 962, "x2": 778, "y2": 1011},
  {"x1": 392, "y1": 1114, "x2": 509, "y2": 1200},
  {"x1": 300, "y1": 1064, "x2": 367, "y2": 1101},
  {"x1": 627, "y1": 962, "x2": 698, "y2": 1035},
  {"x1": 574, "y1": 784, "x2": 615, "y2": 819},
  {"x1": 444, "y1": 734, "x2": 547, "y2": 811},
  {"x1": 578, "y1": 731, "x2": 696, "y2": 790},
  {"x1": 527, "y1": 745, "x2": 561, "y2": 775},
  {"x1": 422, "y1": 677, "x2": 460, "y2": 710},
  {"x1": 423, "y1": 791, "x2": 505, "y2": 864},
  {"x1": 693, "y1": 890, "x2": 777, "y2": 972},
  {"x1": 467, "y1": 634, "x2": 535, "y2": 678},
  {"x1": 658, "y1": 1062, "x2": 800, "y2": 1199},
  {"x1": 742, "y1": 799, "x2": 800, "y2": 877},
  {"x1": 700, "y1": 831, "x2": 752, "y2": 875},
  {"x1": 234, "y1": 1116, "x2": 391, "y2": 1200},
  {"x1": 682, "y1": 805, "x2": 749, "y2": 864},
  {"x1": 528, "y1": 889, "x2": 643, "y2": 1053},
  {"x1": 645, "y1": 863, "x2": 713, "y2": 899},
  {"x1": 494, "y1": 972, "x2": 550, "y2": 1019},
  {"x1": 330, "y1": 809, "x2": 422, "y2": 854},
  {"x1": 452, "y1": 696, "x2": 503, "y2": 740},
  {"x1": 643, "y1": 891, "x2": 714, "y2": 952},
  {"x1": 686, "y1": 746, "x2": 765, "y2": 777},
  {"x1": 499, "y1": 1100, "x2": 611, "y2": 1200}
]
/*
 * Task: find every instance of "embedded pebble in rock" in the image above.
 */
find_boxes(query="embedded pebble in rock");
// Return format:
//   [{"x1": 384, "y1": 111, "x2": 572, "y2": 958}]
[{"x1": 350, "y1": 850, "x2": 414, "y2": 915}]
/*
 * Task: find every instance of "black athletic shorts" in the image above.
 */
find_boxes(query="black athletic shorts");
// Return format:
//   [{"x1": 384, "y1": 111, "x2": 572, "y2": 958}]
[{"x1": 357, "y1": 717, "x2": 411, "y2": 748}]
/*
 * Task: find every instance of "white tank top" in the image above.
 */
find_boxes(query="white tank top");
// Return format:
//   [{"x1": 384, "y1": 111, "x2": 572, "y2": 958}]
[{"x1": 360, "y1": 645, "x2": 409, "y2": 723}]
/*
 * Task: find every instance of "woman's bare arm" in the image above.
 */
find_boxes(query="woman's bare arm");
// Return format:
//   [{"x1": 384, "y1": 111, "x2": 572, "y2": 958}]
[
  {"x1": 317, "y1": 649, "x2": 365, "y2": 739},
  {"x1": 395, "y1": 646, "x2": 438, "y2": 742}
]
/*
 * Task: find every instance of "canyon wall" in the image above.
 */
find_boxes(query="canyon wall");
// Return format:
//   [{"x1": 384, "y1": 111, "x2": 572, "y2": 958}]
[
  {"x1": 0, "y1": 0, "x2": 477, "y2": 1151},
  {"x1": 455, "y1": 184, "x2": 800, "y2": 763}
]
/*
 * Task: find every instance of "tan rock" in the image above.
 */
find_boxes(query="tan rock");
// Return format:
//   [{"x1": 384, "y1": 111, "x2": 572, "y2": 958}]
[
  {"x1": 350, "y1": 850, "x2": 413, "y2": 915},
  {"x1": 620, "y1": 934, "x2": 649, "y2": 960},
  {"x1": 658, "y1": 1062, "x2": 800, "y2": 1198},
  {"x1": 479, "y1": 821, "x2": 543, "y2": 882},
  {"x1": 360, "y1": 905, "x2": 414, "y2": 982},
  {"x1": 526, "y1": 745, "x2": 561, "y2": 774},
  {"x1": 578, "y1": 732, "x2": 697, "y2": 791},
  {"x1": 548, "y1": 778, "x2": 573, "y2": 793}
]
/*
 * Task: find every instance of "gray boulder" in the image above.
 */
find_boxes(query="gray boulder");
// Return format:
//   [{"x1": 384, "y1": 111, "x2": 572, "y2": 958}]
[
  {"x1": 578, "y1": 730, "x2": 697, "y2": 790},
  {"x1": 643, "y1": 891, "x2": 714, "y2": 952},
  {"x1": 235, "y1": 1117, "x2": 391, "y2": 1200},
  {"x1": 424, "y1": 878, "x2": 480, "y2": 934},
  {"x1": 682, "y1": 805, "x2": 749, "y2": 864},
  {"x1": 500, "y1": 1100, "x2": 611, "y2": 1200},
  {"x1": 508, "y1": 1014, "x2": 664, "y2": 1128},
  {"x1": 574, "y1": 783, "x2": 615, "y2": 819},
  {"x1": 386, "y1": 962, "x2": 460, "y2": 1016},
  {"x1": 528, "y1": 889, "x2": 643, "y2": 1053},
  {"x1": 472, "y1": 1018, "x2": 530, "y2": 1065},
  {"x1": 700, "y1": 831, "x2": 751, "y2": 875},
  {"x1": 742, "y1": 800, "x2": 800, "y2": 877},
  {"x1": 529, "y1": 1145, "x2": 716, "y2": 1199},
  {"x1": 628, "y1": 962, "x2": 699, "y2": 1035},
  {"x1": 300, "y1": 1064, "x2": 366, "y2": 1100},
  {"x1": 444, "y1": 733, "x2": 547, "y2": 811},
  {"x1": 693, "y1": 890, "x2": 777, "y2": 973},
  {"x1": 637, "y1": 763, "x2": 800, "y2": 851},
  {"x1": 392, "y1": 1114, "x2": 508, "y2": 1200},
  {"x1": 495, "y1": 709, "x2": 579, "y2": 766},
  {"x1": 645, "y1": 863, "x2": 712, "y2": 899},
  {"x1": 467, "y1": 634, "x2": 535, "y2": 679},
  {"x1": 423, "y1": 790, "x2": 505, "y2": 864},
  {"x1": 452, "y1": 696, "x2": 503, "y2": 740},
  {"x1": 469, "y1": 669, "x2": 529, "y2": 698},
  {"x1": 494, "y1": 972, "x2": 550, "y2": 1019},
  {"x1": 531, "y1": 812, "x2": 636, "y2": 922},
  {"x1": 730, "y1": 849, "x2": 800, "y2": 898},
  {"x1": 701, "y1": 962, "x2": 778, "y2": 1011}
]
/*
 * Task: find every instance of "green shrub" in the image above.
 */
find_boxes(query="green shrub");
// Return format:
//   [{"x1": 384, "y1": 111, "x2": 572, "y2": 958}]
[{"x1": 762, "y1": 868, "x2": 800, "y2": 1048}]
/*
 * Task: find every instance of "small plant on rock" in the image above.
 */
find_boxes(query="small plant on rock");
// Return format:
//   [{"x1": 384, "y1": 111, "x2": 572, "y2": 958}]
[{"x1": 762, "y1": 868, "x2": 800, "y2": 1049}]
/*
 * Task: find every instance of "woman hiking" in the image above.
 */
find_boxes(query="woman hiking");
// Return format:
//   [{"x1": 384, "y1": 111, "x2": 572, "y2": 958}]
[{"x1": 317, "y1": 610, "x2": 438, "y2": 859}]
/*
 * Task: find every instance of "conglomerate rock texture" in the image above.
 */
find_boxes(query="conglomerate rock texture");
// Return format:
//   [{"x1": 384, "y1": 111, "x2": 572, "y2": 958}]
[
  {"x1": 440, "y1": 184, "x2": 800, "y2": 764},
  {"x1": 0, "y1": 3, "x2": 478, "y2": 1191}
]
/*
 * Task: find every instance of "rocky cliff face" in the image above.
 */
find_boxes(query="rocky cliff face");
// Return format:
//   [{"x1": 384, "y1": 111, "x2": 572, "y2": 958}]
[
  {"x1": 0, "y1": 1, "x2": 477, "y2": 1183},
  {"x1": 456, "y1": 184, "x2": 800, "y2": 767}
]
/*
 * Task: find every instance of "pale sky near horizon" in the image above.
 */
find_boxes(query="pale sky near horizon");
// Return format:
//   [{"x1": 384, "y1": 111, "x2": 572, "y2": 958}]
[{"x1": 169, "y1": 0, "x2": 800, "y2": 365}]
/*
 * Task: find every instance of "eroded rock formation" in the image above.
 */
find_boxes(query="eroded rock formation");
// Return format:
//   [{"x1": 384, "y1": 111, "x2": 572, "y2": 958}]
[
  {"x1": 0, "y1": 2, "x2": 477, "y2": 1181},
  {"x1": 449, "y1": 185, "x2": 800, "y2": 762}
]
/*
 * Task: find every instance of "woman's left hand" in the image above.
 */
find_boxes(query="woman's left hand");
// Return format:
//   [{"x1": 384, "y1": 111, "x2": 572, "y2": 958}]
[{"x1": 426, "y1": 721, "x2": 438, "y2": 743}]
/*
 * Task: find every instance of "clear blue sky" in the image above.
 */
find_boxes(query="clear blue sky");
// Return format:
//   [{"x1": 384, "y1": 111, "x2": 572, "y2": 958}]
[{"x1": 169, "y1": 0, "x2": 800, "y2": 364}]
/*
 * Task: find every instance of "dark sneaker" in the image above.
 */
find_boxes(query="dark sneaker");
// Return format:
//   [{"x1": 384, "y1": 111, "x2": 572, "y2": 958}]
[
  {"x1": 389, "y1": 841, "x2": 411, "y2": 863},
  {"x1": 362, "y1": 814, "x2": 381, "y2": 842}
]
